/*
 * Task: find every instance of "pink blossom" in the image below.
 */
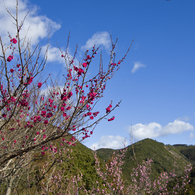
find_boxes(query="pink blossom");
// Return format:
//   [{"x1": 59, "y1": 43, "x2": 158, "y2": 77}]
[
  {"x1": 46, "y1": 112, "x2": 53, "y2": 118},
  {"x1": 2, "y1": 114, "x2": 6, "y2": 118},
  {"x1": 7, "y1": 55, "x2": 13, "y2": 62},
  {"x1": 108, "y1": 116, "x2": 115, "y2": 121},
  {"x1": 41, "y1": 111, "x2": 46, "y2": 117},
  {"x1": 10, "y1": 97, "x2": 16, "y2": 102},
  {"x1": 44, "y1": 120, "x2": 48, "y2": 125},
  {"x1": 86, "y1": 55, "x2": 91, "y2": 60},
  {"x1": 68, "y1": 91, "x2": 73, "y2": 98},
  {"x1": 66, "y1": 106, "x2": 71, "y2": 110},
  {"x1": 61, "y1": 107, "x2": 65, "y2": 112},
  {"x1": 83, "y1": 62, "x2": 87, "y2": 67},
  {"x1": 106, "y1": 107, "x2": 111, "y2": 113},
  {"x1": 10, "y1": 69, "x2": 14, "y2": 73},
  {"x1": 70, "y1": 136, "x2": 76, "y2": 141},
  {"x1": 38, "y1": 82, "x2": 42, "y2": 88},
  {"x1": 43, "y1": 135, "x2": 46, "y2": 139},
  {"x1": 19, "y1": 99, "x2": 28, "y2": 107},
  {"x1": 90, "y1": 116, "x2": 94, "y2": 120},
  {"x1": 78, "y1": 68, "x2": 84, "y2": 76},
  {"x1": 87, "y1": 112, "x2": 92, "y2": 116},
  {"x1": 10, "y1": 38, "x2": 17, "y2": 44}
]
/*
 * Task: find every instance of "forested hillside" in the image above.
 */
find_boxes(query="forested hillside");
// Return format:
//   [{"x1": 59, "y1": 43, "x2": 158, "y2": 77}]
[{"x1": 1, "y1": 137, "x2": 195, "y2": 194}]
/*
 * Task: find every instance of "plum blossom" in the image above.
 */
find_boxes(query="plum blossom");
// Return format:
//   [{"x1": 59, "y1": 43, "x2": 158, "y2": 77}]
[
  {"x1": 10, "y1": 38, "x2": 17, "y2": 44},
  {"x1": 108, "y1": 116, "x2": 115, "y2": 121},
  {"x1": 38, "y1": 82, "x2": 42, "y2": 88},
  {"x1": 7, "y1": 55, "x2": 13, "y2": 62}
]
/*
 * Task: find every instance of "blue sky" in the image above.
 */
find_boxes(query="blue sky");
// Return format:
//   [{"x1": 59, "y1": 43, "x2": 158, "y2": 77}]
[{"x1": 1, "y1": 0, "x2": 195, "y2": 149}]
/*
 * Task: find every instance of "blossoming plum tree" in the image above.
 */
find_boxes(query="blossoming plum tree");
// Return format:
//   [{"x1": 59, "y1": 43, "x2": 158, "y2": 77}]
[{"x1": 0, "y1": 1, "x2": 133, "y2": 194}]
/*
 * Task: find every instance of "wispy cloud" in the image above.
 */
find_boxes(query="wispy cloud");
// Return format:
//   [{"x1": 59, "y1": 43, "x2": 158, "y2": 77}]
[
  {"x1": 90, "y1": 135, "x2": 127, "y2": 150},
  {"x1": 81, "y1": 31, "x2": 111, "y2": 51},
  {"x1": 189, "y1": 132, "x2": 194, "y2": 139},
  {"x1": 128, "y1": 120, "x2": 194, "y2": 141},
  {"x1": 131, "y1": 61, "x2": 146, "y2": 73}
]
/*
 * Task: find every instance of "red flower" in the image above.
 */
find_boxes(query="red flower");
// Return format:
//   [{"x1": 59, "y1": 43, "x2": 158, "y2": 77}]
[
  {"x1": 7, "y1": 55, "x2": 13, "y2": 62},
  {"x1": 46, "y1": 112, "x2": 53, "y2": 118},
  {"x1": 68, "y1": 91, "x2": 73, "y2": 99},
  {"x1": 106, "y1": 104, "x2": 112, "y2": 113},
  {"x1": 108, "y1": 116, "x2": 115, "y2": 121},
  {"x1": 70, "y1": 136, "x2": 76, "y2": 141},
  {"x1": 66, "y1": 106, "x2": 71, "y2": 110},
  {"x1": 27, "y1": 77, "x2": 34, "y2": 85},
  {"x1": 17, "y1": 64, "x2": 20, "y2": 68},
  {"x1": 106, "y1": 107, "x2": 111, "y2": 113},
  {"x1": 83, "y1": 62, "x2": 87, "y2": 67},
  {"x1": 41, "y1": 111, "x2": 46, "y2": 117},
  {"x1": 2, "y1": 114, "x2": 6, "y2": 118},
  {"x1": 44, "y1": 120, "x2": 48, "y2": 125},
  {"x1": 10, "y1": 69, "x2": 14, "y2": 73},
  {"x1": 38, "y1": 82, "x2": 42, "y2": 88},
  {"x1": 61, "y1": 107, "x2": 65, "y2": 112},
  {"x1": 90, "y1": 116, "x2": 94, "y2": 120},
  {"x1": 78, "y1": 68, "x2": 84, "y2": 76},
  {"x1": 10, "y1": 38, "x2": 17, "y2": 44},
  {"x1": 86, "y1": 55, "x2": 91, "y2": 60}
]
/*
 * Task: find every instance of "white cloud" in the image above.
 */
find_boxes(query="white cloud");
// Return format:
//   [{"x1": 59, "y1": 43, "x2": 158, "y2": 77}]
[
  {"x1": 41, "y1": 45, "x2": 64, "y2": 64},
  {"x1": 0, "y1": 0, "x2": 61, "y2": 49},
  {"x1": 177, "y1": 116, "x2": 191, "y2": 122},
  {"x1": 40, "y1": 85, "x2": 63, "y2": 96},
  {"x1": 131, "y1": 61, "x2": 145, "y2": 73},
  {"x1": 189, "y1": 132, "x2": 194, "y2": 139},
  {"x1": 81, "y1": 31, "x2": 111, "y2": 51},
  {"x1": 90, "y1": 135, "x2": 127, "y2": 150},
  {"x1": 129, "y1": 120, "x2": 193, "y2": 141},
  {"x1": 41, "y1": 44, "x2": 80, "y2": 68}
]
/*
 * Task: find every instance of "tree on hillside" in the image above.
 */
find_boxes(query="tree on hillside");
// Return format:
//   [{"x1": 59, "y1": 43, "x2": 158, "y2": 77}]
[{"x1": 0, "y1": 1, "x2": 133, "y2": 194}]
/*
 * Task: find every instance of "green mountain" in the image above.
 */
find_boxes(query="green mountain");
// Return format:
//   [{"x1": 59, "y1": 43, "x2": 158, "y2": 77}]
[
  {"x1": 97, "y1": 138, "x2": 191, "y2": 183},
  {"x1": 1, "y1": 137, "x2": 195, "y2": 194}
]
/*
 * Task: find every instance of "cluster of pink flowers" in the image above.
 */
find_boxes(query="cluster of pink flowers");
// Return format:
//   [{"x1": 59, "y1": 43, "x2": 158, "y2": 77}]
[
  {"x1": 7, "y1": 55, "x2": 14, "y2": 62},
  {"x1": 106, "y1": 104, "x2": 112, "y2": 113},
  {"x1": 10, "y1": 38, "x2": 17, "y2": 44}
]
